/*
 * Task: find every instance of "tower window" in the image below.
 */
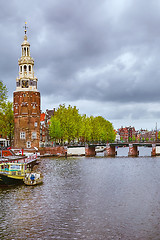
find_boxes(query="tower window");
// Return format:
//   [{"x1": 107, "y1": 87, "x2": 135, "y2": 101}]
[
  {"x1": 20, "y1": 66, "x2": 22, "y2": 72},
  {"x1": 33, "y1": 81, "x2": 37, "y2": 87},
  {"x1": 24, "y1": 65, "x2": 27, "y2": 71},
  {"x1": 20, "y1": 132, "x2": 25, "y2": 139},
  {"x1": 35, "y1": 122, "x2": 38, "y2": 127},
  {"x1": 27, "y1": 47, "x2": 29, "y2": 56},
  {"x1": 29, "y1": 65, "x2": 31, "y2": 71},
  {"x1": 16, "y1": 81, "x2": 20, "y2": 87},
  {"x1": 24, "y1": 47, "x2": 26, "y2": 56}
]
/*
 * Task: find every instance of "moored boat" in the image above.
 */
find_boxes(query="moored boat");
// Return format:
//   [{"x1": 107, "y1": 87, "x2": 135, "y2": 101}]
[
  {"x1": 0, "y1": 152, "x2": 38, "y2": 186},
  {"x1": 23, "y1": 172, "x2": 43, "y2": 186}
]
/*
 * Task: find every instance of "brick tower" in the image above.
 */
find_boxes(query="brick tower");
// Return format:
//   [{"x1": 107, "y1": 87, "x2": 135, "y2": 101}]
[{"x1": 13, "y1": 23, "x2": 40, "y2": 149}]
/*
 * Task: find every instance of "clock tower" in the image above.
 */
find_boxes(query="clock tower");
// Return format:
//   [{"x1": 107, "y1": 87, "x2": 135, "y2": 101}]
[{"x1": 13, "y1": 23, "x2": 40, "y2": 149}]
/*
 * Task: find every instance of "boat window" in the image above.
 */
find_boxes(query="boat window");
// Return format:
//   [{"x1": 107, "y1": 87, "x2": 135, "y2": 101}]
[{"x1": 10, "y1": 165, "x2": 21, "y2": 170}]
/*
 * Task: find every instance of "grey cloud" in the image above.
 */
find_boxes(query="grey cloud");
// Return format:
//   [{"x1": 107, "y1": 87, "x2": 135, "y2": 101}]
[{"x1": 1, "y1": 0, "x2": 160, "y2": 129}]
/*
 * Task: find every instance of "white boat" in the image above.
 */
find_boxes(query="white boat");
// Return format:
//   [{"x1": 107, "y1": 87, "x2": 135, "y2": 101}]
[{"x1": 23, "y1": 172, "x2": 43, "y2": 186}]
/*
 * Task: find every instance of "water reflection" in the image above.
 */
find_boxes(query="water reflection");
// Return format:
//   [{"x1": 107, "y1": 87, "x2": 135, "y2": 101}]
[{"x1": 0, "y1": 153, "x2": 160, "y2": 239}]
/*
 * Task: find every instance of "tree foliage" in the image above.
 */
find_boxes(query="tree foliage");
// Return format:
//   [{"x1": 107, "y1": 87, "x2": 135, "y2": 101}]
[
  {"x1": 158, "y1": 131, "x2": 160, "y2": 140},
  {"x1": 49, "y1": 116, "x2": 63, "y2": 142},
  {"x1": 0, "y1": 102, "x2": 14, "y2": 144},
  {"x1": 49, "y1": 104, "x2": 116, "y2": 144},
  {"x1": 80, "y1": 115, "x2": 92, "y2": 142},
  {"x1": 0, "y1": 81, "x2": 7, "y2": 109},
  {"x1": 0, "y1": 81, "x2": 14, "y2": 145},
  {"x1": 50, "y1": 104, "x2": 82, "y2": 143}
]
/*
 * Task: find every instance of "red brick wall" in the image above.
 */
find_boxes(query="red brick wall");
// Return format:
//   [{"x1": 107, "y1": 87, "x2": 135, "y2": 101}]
[
  {"x1": 13, "y1": 91, "x2": 40, "y2": 149},
  {"x1": 85, "y1": 146, "x2": 96, "y2": 157},
  {"x1": 39, "y1": 147, "x2": 66, "y2": 156}
]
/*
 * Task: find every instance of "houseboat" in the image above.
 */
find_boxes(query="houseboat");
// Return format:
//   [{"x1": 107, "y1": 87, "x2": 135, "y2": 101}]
[{"x1": 0, "y1": 152, "x2": 38, "y2": 186}]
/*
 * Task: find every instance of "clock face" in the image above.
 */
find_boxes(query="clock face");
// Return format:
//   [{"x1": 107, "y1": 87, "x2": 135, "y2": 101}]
[{"x1": 22, "y1": 80, "x2": 29, "y2": 88}]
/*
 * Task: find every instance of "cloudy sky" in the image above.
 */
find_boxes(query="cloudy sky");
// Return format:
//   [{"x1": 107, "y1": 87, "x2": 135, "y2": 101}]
[{"x1": 1, "y1": 0, "x2": 160, "y2": 130}]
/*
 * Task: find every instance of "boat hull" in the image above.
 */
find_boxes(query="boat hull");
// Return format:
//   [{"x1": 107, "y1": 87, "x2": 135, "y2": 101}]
[
  {"x1": 0, "y1": 174, "x2": 24, "y2": 186},
  {"x1": 24, "y1": 172, "x2": 43, "y2": 186},
  {"x1": 24, "y1": 179, "x2": 43, "y2": 186},
  {"x1": 0, "y1": 177, "x2": 8, "y2": 187}
]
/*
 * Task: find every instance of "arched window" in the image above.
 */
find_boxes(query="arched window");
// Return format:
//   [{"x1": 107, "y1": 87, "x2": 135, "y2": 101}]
[
  {"x1": 29, "y1": 65, "x2": 31, "y2": 72},
  {"x1": 24, "y1": 65, "x2": 27, "y2": 72},
  {"x1": 27, "y1": 47, "x2": 29, "y2": 56},
  {"x1": 20, "y1": 66, "x2": 22, "y2": 72},
  {"x1": 24, "y1": 47, "x2": 26, "y2": 56}
]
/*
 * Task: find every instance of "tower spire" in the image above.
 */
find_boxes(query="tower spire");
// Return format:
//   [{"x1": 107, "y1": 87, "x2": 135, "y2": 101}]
[{"x1": 23, "y1": 22, "x2": 28, "y2": 35}]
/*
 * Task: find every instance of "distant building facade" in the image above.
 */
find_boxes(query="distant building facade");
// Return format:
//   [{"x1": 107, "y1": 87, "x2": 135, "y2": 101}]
[
  {"x1": 118, "y1": 126, "x2": 136, "y2": 142},
  {"x1": 40, "y1": 109, "x2": 55, "y2": 146},
  {"x1": 137, "y1": 129, "x2": 156, "y2": 142},
  {"x1": 118, "y1": 126, "x2": 158, "y2": 143}
]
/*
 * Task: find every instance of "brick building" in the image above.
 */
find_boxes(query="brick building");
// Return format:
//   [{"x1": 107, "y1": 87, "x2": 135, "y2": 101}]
[
  {"x1": 40, "y1": 109, "x2": 55, "y2": 146},
  {"x1": 13, "y1": 24, "x2": 41, "y2": 149},
  {"x1": 118, "y1": 126, "x2": 136, "y2": 142}
]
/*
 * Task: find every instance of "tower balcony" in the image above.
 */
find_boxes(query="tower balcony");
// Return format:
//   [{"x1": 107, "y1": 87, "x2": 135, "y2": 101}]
[{"x1": 19, "y1": 71, "x2": 34, "y2": 78}]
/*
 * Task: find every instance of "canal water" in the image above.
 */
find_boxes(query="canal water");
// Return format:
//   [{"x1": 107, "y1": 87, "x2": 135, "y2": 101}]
[{"x1": 1, "y1": 147, "x2": 160, "y2": 240}]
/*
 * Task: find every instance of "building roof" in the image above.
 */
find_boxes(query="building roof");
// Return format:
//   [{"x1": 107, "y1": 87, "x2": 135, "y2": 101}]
[{"x1": 46, "y1": 109, "x2": 55, "y2": 119}]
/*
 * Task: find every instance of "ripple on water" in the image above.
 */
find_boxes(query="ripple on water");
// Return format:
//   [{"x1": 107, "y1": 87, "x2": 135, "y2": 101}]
[{"x1": 0, "y1": 154, "x2": 160, "y2": 239}]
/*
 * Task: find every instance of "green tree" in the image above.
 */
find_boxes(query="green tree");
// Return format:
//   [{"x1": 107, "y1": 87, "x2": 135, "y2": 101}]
[
  {"x1": 103, "y1": 119, "x2": 116, "y2": 143},
  {"x1": 49, "y1": 116, "x2": 63, "y2": 143},
  {"x1": 132, "y1": 135, "x2": 136, "y2": 142},
  {"x1": 0, "y1": 82, "x2": 14, "y2": 146},
  {"x1": 49, "y1": 104, "x2": 116, "y2": 144},
  {"x1": 0, "y1": 102, "x2": 14, "y2": 145},
  {"x1": 128, "y1": 137, "x2": 132, "y2": 142},
  {"x1": 53, "y1": 104, "x2": 81, "y2": 143},
  {"x1": 158, "y1": 131, "x2": 160, "y2": 140},
  {"x1": 90, "y1": 116, "x2": 115, "y2": 143},
  {"x1": 0, "y1": 81, "x2": 7, "y2": 109},
  {"x1": 80, "y1": 115, "x2": 92, "y2": 143}
]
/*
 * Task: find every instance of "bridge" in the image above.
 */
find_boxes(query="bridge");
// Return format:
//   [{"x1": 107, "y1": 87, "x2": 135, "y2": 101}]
[
  {"x1": 84, "y1": 142, "x2": 160, "y2": 157},
  {"x1": 21, "y1": 142, "x2": 160, "y2": 157}
]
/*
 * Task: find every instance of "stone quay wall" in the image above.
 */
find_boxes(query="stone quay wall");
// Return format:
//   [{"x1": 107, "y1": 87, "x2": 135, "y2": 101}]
[{"x1": 39, "y1": 146, "x2": 67, "y2": 156}]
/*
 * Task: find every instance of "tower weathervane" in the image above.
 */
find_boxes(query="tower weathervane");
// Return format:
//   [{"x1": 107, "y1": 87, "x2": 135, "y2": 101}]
[{"x1": 23, "y1": 22, "x2": 28, "y2": 34}]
